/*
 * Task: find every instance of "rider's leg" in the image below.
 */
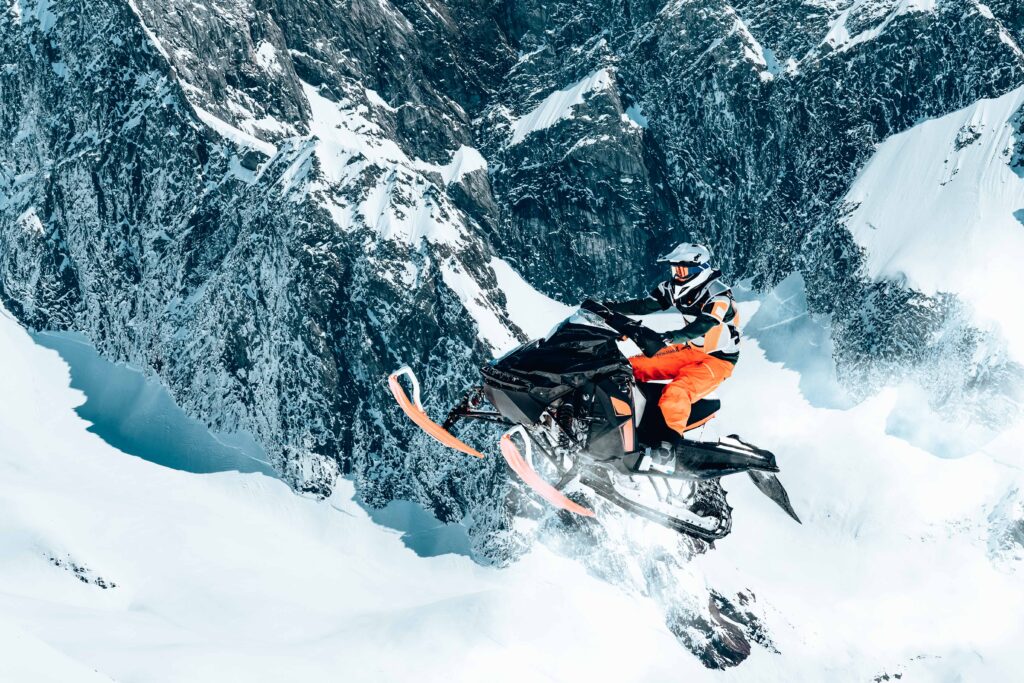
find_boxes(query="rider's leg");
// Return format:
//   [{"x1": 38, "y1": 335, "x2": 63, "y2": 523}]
[
  {"x1": 629, "y1": 344, "x2": 699, "y2": 381},
  {"x1": 659, "y1": 353, "x2": 735, "y2": 435}
]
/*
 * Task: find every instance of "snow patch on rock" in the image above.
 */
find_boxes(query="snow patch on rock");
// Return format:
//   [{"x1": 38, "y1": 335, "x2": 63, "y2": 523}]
[
  {"x1": 414, "y1": 145, "x2": 487, "y2": 185},
  {"x1": 844, "y1": 84, "x2": 1024, "y2": 361},
  {"x1": 509, "y1": 69, "x2": 614, "y2": 145}
]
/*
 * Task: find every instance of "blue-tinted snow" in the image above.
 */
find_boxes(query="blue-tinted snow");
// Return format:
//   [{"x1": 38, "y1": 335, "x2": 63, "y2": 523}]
[
  {"x1": 740, "y1": 274, "x2": 854, "y2": 410},
  {"x1": 363, "y1": 500, "x2": 472, "y2": 557},
  {"x1": 32, "y1": 329, "x2": 471, "y2": 556},
  {"x1": 33, "y1": 330, "x2": 276, "y2": 476}
]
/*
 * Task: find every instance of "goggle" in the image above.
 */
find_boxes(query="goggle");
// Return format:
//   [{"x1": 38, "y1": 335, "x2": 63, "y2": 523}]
[{"x1": 671, "y1": 262, "x2": 707, "y2": 280}]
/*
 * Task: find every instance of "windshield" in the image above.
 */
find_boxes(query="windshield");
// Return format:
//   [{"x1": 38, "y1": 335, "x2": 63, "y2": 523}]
[{"x1": 543, "y1": 308, "x2": 616, "y2": 341}]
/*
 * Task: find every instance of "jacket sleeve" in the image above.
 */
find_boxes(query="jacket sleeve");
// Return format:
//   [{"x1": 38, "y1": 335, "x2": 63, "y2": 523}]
[
  {"x1": 663, "y1": 294, "x2": 733, "y2": 344},
  {"x1": 604, "y1": 283, "x2": 671, "y2": 315}
]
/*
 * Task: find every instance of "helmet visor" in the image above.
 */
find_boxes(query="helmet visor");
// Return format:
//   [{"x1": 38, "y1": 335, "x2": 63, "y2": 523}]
[{"x1": 671, "y1": 262, "x2": 707, "y2": 281}]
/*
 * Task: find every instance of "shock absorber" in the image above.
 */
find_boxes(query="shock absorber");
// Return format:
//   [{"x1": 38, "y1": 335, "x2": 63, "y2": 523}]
[{"x1": 556, "y1": 400, "x2": 575, "y2": 448}]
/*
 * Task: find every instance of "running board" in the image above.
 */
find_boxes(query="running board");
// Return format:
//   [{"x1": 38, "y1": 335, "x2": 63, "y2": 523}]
[
  {"x1": 500, "y1": 427, "x2": 594, "y2": 517},
  {"x1": 388, "y1": 366, "x2": 484, "y2": 458}
]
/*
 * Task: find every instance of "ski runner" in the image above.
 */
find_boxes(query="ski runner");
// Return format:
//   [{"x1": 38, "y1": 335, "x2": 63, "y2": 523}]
[{"x1": 603, "y1": 243, "x2": 741, "y2": 441}]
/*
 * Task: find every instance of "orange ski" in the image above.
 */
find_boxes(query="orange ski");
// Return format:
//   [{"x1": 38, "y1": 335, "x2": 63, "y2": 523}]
[
  {"x1": 388, "y1": 366, "x2": 484, "y2": 458},
  {"x1": 500, "y1": 428, "x2": 594, "y2": 517}
]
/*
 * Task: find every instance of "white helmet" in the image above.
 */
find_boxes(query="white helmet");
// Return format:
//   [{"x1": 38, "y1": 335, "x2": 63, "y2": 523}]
[
  {"x1": 658, "y1": 243, "x2": 714, "y2": 294},
  {"x1": 658, "y1": 242, "x2": 712, "y2": 266}
]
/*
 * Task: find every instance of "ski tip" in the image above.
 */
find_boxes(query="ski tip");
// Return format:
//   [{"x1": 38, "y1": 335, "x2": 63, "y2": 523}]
[{"x1": 387, "y1": 370, "x2": 485, "y2": 458}]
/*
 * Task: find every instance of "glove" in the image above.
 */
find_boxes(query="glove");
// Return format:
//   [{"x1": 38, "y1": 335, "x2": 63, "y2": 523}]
[
  {"x1": 633, "y1": 326, "x2": 668, "y2": 358},
  {"x1": 615, "y1": 318, "x2": 666, "y2": 357}
]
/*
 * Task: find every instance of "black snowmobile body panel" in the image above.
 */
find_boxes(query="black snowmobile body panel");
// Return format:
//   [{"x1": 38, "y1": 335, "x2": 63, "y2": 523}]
[
  {"x1": 673, "y1": 440, "x2": 778, "y2": 479},
  {"x1": 635, "y1": 381, "x2": 720, "y2": 446},
  {"x1": 585, "y1": 376, "x2": 636, "y2": 460}
]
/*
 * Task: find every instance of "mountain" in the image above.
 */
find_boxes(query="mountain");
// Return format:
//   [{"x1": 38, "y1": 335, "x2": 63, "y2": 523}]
[{"x1": 3, "y1": 0, "x2": 1024, "y2": 669}]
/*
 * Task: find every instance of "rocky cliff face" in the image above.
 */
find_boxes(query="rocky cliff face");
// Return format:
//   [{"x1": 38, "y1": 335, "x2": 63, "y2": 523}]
[{"x1": 2, "y1": 0, "x2": 1022, "y2": 668}]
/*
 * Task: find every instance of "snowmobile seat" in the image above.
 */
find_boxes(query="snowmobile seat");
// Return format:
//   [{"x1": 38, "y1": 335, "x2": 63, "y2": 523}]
[{"x1": 635, "y1": 381, "x2": 720, "y2": 447}]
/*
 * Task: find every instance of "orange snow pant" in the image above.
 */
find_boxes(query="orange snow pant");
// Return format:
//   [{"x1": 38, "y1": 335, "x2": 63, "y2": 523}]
[{"x1": 629, "y1": 344, "x2": 735, "y2": 435}]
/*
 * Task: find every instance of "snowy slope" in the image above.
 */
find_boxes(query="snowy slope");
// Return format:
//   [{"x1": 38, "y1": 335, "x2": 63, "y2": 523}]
[
  {"x1": 4, "y1": 264, "x2": 1024, "y2": 681},
  {"x1": 0, "y1": 304, "x2": 706, "y2": 683},
  {"x1": 844, "y1": 85, "x2": 1024, "y2": 360},
  {"x1": 508, "y1": 69, "x2": 615, "y2": 145}
]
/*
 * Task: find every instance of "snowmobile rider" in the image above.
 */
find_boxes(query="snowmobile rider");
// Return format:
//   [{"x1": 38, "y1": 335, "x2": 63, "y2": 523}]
[{"x1": 602, "y1": 243, "x2": 741, "y2": 437}]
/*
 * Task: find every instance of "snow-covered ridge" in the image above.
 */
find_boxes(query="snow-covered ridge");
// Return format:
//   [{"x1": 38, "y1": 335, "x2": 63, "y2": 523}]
[
  {"x1": 509, "y1": 68, "x2": 615, "y2": 145},
  {"x1": 0, "y1": 305, "x2": 703, "y2": 682},
  {"x1": 844, "y1": 84, "x2": 1024, "y2": 361},
  {"x1": 819, "y1": 0, "x2": 937, "y2": 53}
]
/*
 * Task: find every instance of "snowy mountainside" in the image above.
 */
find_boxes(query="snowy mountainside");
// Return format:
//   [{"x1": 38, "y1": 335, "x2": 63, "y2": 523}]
[
  {"x1": 3, "y1": 295, "x2": 1024, "y2": 681},
  {"x1": 840, "y1": 85, "x2": 1024, "y2": 429},
  {"x1": 3, "y1": 0, "x2": 1024, "y2": 669},
  {"x1": 845, "y1": 85, "x2": 1024, "y2": 361},
  {"x1": 3, "y1": 0, "x2": 1023, "y2": 503}
]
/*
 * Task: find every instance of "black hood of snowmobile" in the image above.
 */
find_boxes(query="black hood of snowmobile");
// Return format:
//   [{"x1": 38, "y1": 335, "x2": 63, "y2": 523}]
[{"x1": 481, "y1": 310, "x2": 631, "y2": 425}]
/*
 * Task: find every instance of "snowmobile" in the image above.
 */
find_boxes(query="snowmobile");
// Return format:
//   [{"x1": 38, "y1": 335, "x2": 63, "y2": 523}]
[{"x1": 387, "y1": 300, "x2": 800, "y2": 541}]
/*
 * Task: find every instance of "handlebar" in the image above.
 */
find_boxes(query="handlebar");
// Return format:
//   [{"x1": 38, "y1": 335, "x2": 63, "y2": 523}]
[{"x1": 579, "y1": 299, "x2": 667, "y2": 357}]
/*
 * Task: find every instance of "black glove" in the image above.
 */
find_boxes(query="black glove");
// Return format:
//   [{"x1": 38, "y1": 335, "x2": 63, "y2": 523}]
[
  {"x1": 632, "y1": 325, "x2": 667, "y2": 358},
  {"x1": 610, "y1": 317, "x2": 666, "y2": 358}
]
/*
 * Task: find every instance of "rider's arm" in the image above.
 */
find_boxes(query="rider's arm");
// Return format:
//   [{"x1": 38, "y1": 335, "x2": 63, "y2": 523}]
[
  {"x1": 663, "y1": 295, "x2": 734, "y2": 345},
  {"x1": 603, "y1": 283, "x2": 671, "y2": 316}
]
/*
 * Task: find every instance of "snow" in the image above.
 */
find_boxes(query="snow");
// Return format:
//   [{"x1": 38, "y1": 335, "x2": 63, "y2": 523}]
[
  {"x1": 489, "y1": 257, "x2": 573, "y2": 340},
  {"x1": 124, "y1": 0, "x2": 171, "y2": 61},
  {"x1": 414, "y1": 145, "x2": 487, "y2": 185},
  {"x1": 703, "y1": 308, "x2": 1024, "y2": 680},
  {"x1": 821, "y1": 0, "x2": 938, "y2": 53},
  {"x1": 635, "y1": 302, "x2": 1024, "y2": 681},
  {"x1": 441, "y1": 262, "x2": 519, "y2": 352},
  {"x1": 3, "y1": 246, "x2": 1024, "y2": 679},
  {"x1": 509, "y1": 69, "x2": 614, "y2": 145},
  {"x1": 14, "y1": 0, "x2": 57, "y2": 33},
  {"x1": 192, "y1": 104, "x2": 277, "y2": 156},
  {"x1": 623, "y1": 104, "x2": 649, "y2": 129},
  {"x1": 365, "y1": 87, "x2": 398, "y2": 112},
  {"x1": 844, "y1": 85, "x2": 1024, "y2": 361},
  {"x1": 253, "y1": 41, "x2": 282, "y2": 74},
  {"x1": 16, "y1": 206, "x2": 44, "y2": 235},
  {"x1": 32, "y1": 331, "x2": 275, "y2": 476},
  {"x1": 302, "y1": 81, "x2": 470, "y2": 245},
  {"x1": 0, "y1": 304, "x2": 706, "y2": 683}
]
